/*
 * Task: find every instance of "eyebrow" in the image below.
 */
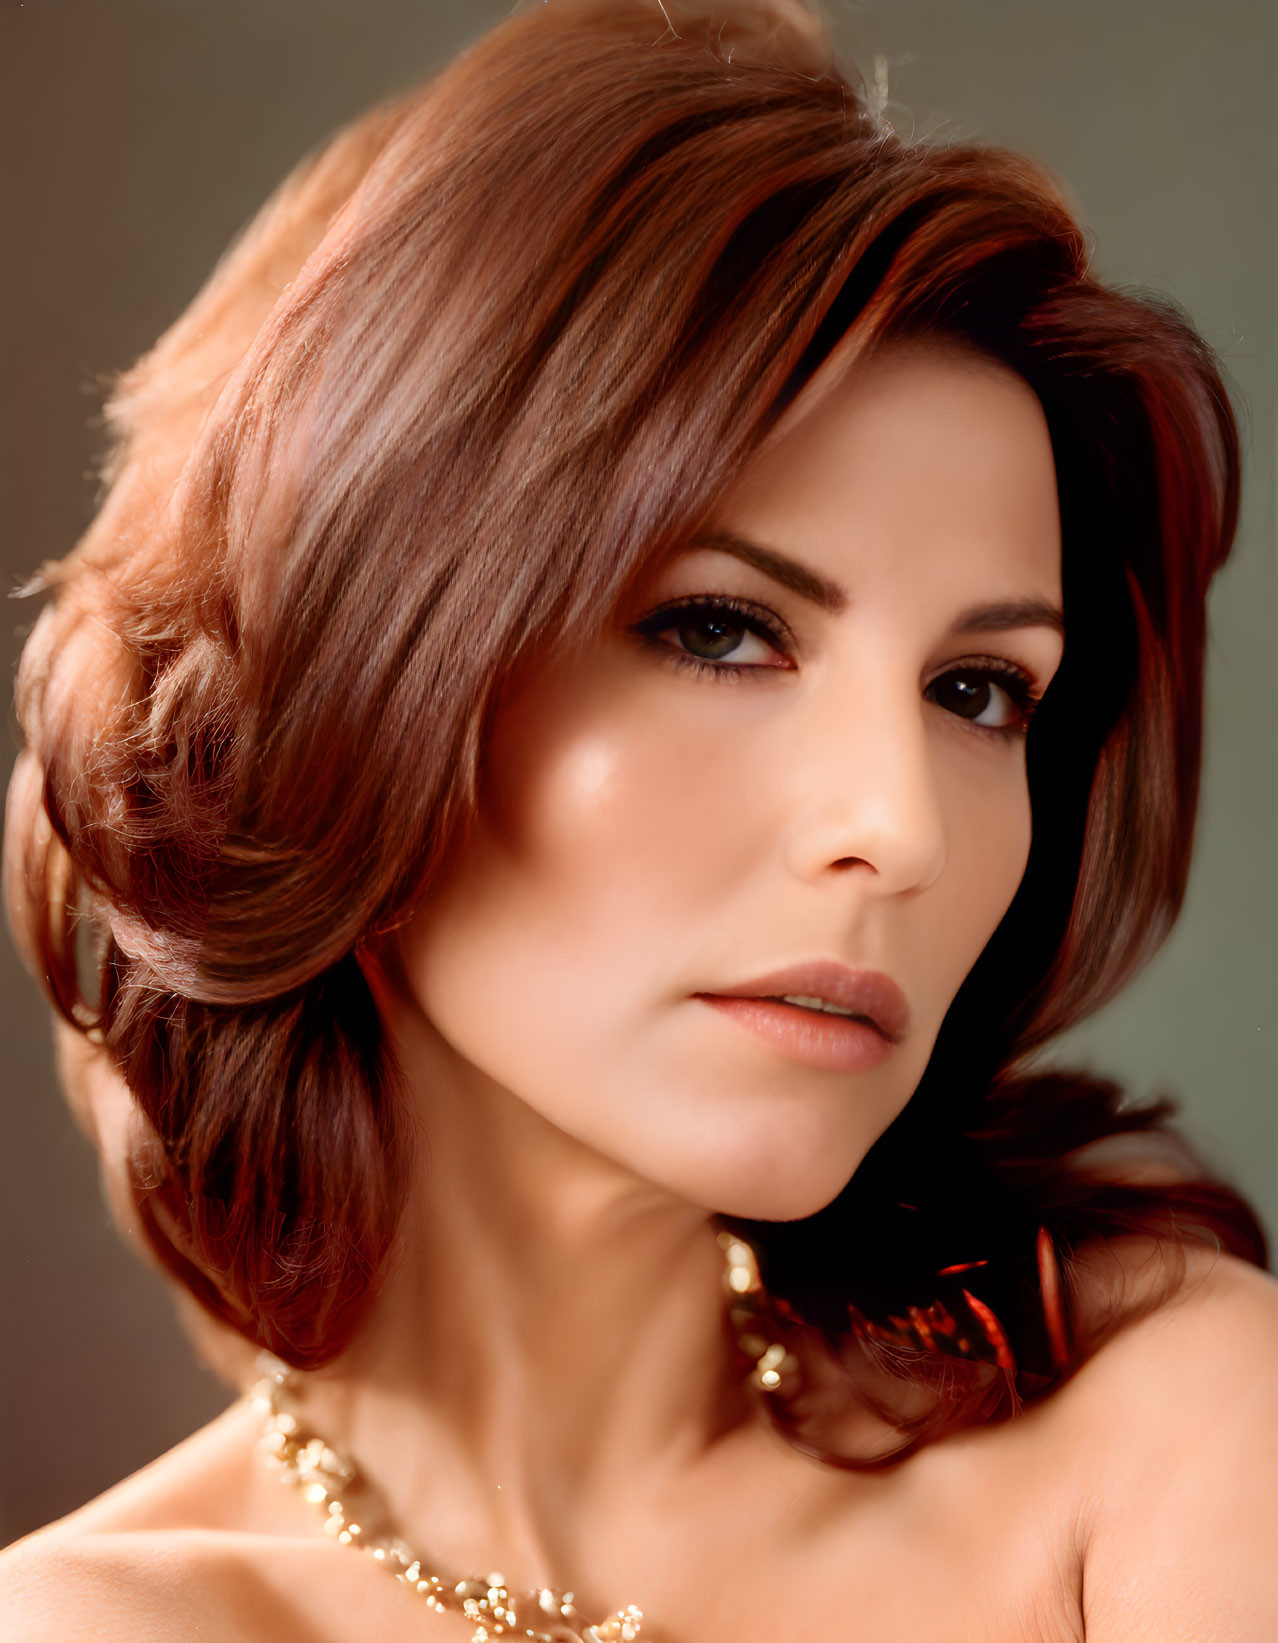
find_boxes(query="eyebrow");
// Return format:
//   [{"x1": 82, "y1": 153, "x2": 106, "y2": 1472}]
[{"x1": 689, "y1": 528, "x2": 1065, "y2": 639}]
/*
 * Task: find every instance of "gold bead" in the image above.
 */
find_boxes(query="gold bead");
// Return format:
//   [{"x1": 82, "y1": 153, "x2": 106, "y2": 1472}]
[{"x1": 250, "y1": 1380, "x2": 645, "y2": 1643}]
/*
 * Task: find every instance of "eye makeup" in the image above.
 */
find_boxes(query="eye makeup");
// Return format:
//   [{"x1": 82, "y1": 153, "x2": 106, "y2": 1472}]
[{"x1": 629, "y1": 593, "x2": 1045, "y2": 738}]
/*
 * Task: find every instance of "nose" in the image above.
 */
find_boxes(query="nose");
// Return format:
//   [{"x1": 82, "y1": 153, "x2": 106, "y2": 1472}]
[{"x1": 781, "y1": 680, "x2": 948, "y2": 897}]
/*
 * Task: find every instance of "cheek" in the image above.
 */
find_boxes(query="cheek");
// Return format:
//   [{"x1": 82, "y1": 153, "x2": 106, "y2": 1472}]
[
  {"x1": 457, "y1": 656, "x2": 783, "y2": 954},
  {"x1": 398, "y1": 662, "x2": 730, "y2": 1071},
  {"x1": 937, "y1": 755, "x2": 1033, "y2": 982}
]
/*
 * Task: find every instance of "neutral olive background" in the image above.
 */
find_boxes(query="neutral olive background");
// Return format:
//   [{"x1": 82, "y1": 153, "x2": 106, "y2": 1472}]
[{"x1": 2, "y1": 0, "x2": 1274, "y2": 1546}]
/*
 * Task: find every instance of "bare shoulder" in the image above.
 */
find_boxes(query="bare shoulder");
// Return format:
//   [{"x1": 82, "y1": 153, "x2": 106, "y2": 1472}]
[
  {"x1": 1062, "y1": 1245, "x2": 1278, "y2": 1641},
  {"x1": 0, "y1": 1525, "x2": 260, "y2": 1642},
  {"x1": 1066, "y1": 1241, "x2": 1278, "y2": 1410},
  {"x1": 0, "y1": 1398, "x2": 307, "y2": 1642}
]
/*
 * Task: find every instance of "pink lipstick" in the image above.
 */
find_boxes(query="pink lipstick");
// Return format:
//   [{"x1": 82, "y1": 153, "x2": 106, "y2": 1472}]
[{"x1": 692, "y1": 959, "x2": 908, "y2": 1074}]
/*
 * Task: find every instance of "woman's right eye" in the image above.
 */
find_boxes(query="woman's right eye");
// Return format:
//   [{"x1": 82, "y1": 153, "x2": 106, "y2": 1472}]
[{"x1": 630, "y1": 595, "x2": 793, "y2": 679}]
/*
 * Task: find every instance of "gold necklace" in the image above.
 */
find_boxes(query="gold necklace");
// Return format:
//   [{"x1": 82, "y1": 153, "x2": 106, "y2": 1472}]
[{"x1": 249, "y1": 1231, "x2": 797, "y2": 1643}]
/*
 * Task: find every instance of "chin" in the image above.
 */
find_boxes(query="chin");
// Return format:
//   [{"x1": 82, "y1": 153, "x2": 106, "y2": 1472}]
[
  {"x1": 643, "y1": 1117, "x2": 875, "y2": 1224},
  {"x1": 608, "y1": 1010, "x2": 919, "y2": 1223},
  {"x1": 706, "y1": 1162, "x2": 860, "y2": 1224},
  {"x1": 710, "y1": 1180, "x2": 854, "y2": 1224}
]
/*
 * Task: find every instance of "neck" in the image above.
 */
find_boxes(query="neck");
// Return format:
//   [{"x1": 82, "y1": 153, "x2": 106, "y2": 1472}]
[{"x1": 296, "y1": 997, "x2": 757, "y2": 1591}]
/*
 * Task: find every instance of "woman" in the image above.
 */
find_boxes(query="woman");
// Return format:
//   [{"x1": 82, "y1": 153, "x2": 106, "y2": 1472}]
[{"x1": 2, "y1": 0, "x2": 1275, "y2": 1637}]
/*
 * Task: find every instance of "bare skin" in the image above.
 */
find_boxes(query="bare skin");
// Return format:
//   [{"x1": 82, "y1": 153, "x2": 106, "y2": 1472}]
[{"x1": 4, "y1": 344, "x2": 1276, "y2": 1640}]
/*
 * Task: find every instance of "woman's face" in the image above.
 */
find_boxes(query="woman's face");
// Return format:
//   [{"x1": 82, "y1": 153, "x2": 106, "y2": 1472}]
[{"x1": 396, "y1": 341, "x2": 1064, "y2": 1220}]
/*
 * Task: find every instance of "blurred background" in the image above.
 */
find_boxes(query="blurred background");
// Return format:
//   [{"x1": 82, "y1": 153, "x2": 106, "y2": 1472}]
[{"x1": 1, "y1": 0, "x2": 1273, "y2": 1546}]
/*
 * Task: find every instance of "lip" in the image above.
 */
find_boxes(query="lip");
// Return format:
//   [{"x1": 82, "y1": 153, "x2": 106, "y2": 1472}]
[
  {"x1": 692, "y1": 960, "x2": 908, "y2": 1075},
  {"x1": 700, "y1": 961, "x2": 910, "y2": 1041}
]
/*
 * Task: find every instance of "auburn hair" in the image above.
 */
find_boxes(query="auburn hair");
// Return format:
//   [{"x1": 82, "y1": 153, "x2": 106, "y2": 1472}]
[{"x1": 4, "y1": 0, "x2": 1266, "y2": 1461}]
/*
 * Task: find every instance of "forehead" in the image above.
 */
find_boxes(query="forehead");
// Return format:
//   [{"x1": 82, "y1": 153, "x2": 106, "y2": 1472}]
[{"x1": 720, "y1": 340, "x2": 1062, "y2": 599}]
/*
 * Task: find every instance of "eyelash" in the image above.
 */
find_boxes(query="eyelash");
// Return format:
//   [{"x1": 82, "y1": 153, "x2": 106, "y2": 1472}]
[{"x1": 631, "y1": 594, "x2": 1044, "y2": 739}]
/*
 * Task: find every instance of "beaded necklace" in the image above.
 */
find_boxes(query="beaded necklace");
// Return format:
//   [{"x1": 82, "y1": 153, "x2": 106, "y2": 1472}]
[{"x1": 250, "y1": 1231, "x2": 797, "y2": 1643}]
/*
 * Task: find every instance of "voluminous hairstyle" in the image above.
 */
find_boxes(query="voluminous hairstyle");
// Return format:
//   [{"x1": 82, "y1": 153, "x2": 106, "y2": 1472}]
[{"x1": 5, "y1": 0, "x2": 1266, "y2": 1461}]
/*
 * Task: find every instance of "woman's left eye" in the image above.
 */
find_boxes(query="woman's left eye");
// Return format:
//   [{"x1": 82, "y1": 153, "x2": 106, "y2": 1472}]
[{"x1": 925, "y1": 667, "x2": 1039, "y2": 734}]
